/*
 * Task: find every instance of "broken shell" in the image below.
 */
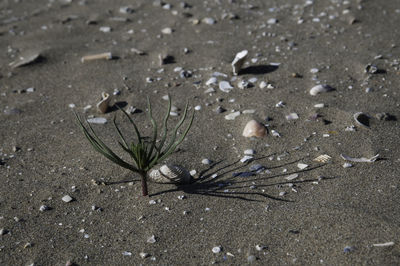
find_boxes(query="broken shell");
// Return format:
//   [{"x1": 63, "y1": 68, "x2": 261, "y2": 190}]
[
  {"x1": 149, "y1": 164, "x2": 193, "y2": 184},
  {"x1": 81, "y1": 52, "x2": 112, "y2": 63},
  {"x1": 353, "y1": 112, "x2": 370, "y2": 128},
  {"x1": 96, "y1": 92, "x2": 111, "y2": 113},
  {"x1": 242, "y1": 120, "x2": 266, "y2": 138},
  {"x1": 231, "y1": 50, "x2": 248, "y2": 75},
  {"x1": 309, "y1": 84, "x2": 333, "y2": 96},
  {"x1": 9, "y1": 52, "x2": 42, "y2": 68},
  {"x1": 340, "y1": 154, "x2": 379, "y2": 163}
]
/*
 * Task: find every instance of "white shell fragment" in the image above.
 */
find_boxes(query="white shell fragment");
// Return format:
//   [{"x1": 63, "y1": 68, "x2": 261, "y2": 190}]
[
  {"x1": 309, "y1": 85, "x2": 333, "y2": 96},
  {"x1": 62, "y1": 195, "x2": 73, "y2": 203},
  {"x1": 96, "y1": 92, "x2": 111, "y2": 113},
  {"x1": 286, "y1": 113, "x2": 299, "y2": 120},
  {"x1": 149, "y1": 164, "x2": 193, "y2": 184},
  {"x1": 81, "y1": 52, "x2": 112, "y2": 63},
  {"x1": 87, "y1": 117, "x2": 107, "y2": 124},
  {"x1": 297, "y1": 163, "x2": 308, "y2": 170},
  {"x1": 240, "y1": 155, "x2": 254, "y2": 163},
  {"x1": 340, "y1": 154, "x2": 379, "y2": 163},
  {"x1": 285, "y1": 173, "x2": 299, "y2": 181},
  {"x1": 372, "y1": 242, "x2": 395, "y2": 247},
  {"x1": 224, "y1": 111, "x2": 240, "y2": 120},
  {"x1": 9, "y1": 52, "x2": 41, "y2": 68},
  {"x1": 313, "y1": 154, "x2": 332, "y2": 163},
  {"x1": 231, "y1": 50, "x2": 248, "y2": 75},
  {"x1": 212, "y1": 246, "x2": 222, "y2": 254},
  {"x1": 243, "y1": 120, "x2": 266, "y2": 138},
  {"x1": 147, "y1": 235, "x2": 156, "y2": 244},
  {"x1": 219, "y1": 81, "x2": 233, "y2": 93},
  {"x1": 353, "y1": 112, "x2": 370, "y2": 128}
]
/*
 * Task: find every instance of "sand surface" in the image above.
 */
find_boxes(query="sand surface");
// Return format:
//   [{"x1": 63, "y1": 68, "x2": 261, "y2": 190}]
[{"x1": 1, "y1": 0, "x2": 400, "y2": 265}]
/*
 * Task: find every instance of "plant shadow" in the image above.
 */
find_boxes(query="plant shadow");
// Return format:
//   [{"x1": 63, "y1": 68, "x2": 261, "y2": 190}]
[{"x1": 148, "y1": 154, "x2": 334, "y2": 202}]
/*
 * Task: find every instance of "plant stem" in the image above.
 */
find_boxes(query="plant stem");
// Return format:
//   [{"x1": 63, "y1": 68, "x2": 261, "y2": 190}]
[{"x1": 140, "y1": 172, "x2": 149, "y2": 196}]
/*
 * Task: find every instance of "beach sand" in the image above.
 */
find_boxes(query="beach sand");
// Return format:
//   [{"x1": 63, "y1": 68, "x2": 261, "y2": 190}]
[{"x1": 1, "y1": 0, "x2": 400, "y2": 265}]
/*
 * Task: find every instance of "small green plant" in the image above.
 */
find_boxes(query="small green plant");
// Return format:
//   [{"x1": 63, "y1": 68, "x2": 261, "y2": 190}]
[{"x1": 75, "y1": 96, "x2": 194, "y2": 196}]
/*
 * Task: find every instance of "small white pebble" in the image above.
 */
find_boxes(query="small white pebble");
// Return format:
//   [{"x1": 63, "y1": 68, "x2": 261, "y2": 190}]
[
  {"x1": 202, "y1": 158, "x2": 212, "y2": 165},
  {"x1": 149, "y1": 200, "x2": 157, "y2": 205},
  {"x1": 194, "y1": 105, "x2": 201, "y2": 111},
  {"x1": 212, "y1": 246, "x2": 222, "y2": 253}
]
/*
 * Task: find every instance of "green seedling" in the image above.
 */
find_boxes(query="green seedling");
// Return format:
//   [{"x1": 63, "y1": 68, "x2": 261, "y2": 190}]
[{"x1": 75, "y1": 96, "x2": 194, "y2": 196}]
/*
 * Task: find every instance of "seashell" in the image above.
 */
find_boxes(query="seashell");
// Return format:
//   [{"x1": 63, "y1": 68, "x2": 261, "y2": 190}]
[
  {"x1": 309, "y1": 84, "x2": 333, "y2": 96},
  {"x1": 242, "y1": 120, "x2": 266, "y2": 138},
  {"x1": 148, "y1": 164, "x2": 193, "y2": 184},
  {"x1": 231, "y1": 50, "x2": 248, "y2": 75},
  {"x1": 96, "y1": 92, "x2": 111, "y2": 113},
  {"x1": 313, "y1": 154, "x2": 332, "y2": 163},
  {"x1": 9, "y1": 51, "x2": 42, "y2": 68},
  {"x1": 353, "y1": 112, "x2": 370, "y2": 128},
  {"x1": 340, "y1": 154, "x2": 379, "y2": 163},
  {"x1": 219, "y1": 81, "x2": 233, "y2": 93}
]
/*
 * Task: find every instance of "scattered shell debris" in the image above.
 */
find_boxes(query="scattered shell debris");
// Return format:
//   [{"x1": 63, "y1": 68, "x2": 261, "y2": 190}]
[
  {"x1": 81, "y1": 52, "x2": 112, "y2": 63},
  {"x1": 340, "y1": 154, "x2": 379, "y2": 163}
]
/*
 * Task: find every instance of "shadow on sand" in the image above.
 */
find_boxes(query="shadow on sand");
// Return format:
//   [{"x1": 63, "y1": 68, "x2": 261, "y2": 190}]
[{"x1": 105, "y1": 153, "x2": 335, "y2": 202}]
